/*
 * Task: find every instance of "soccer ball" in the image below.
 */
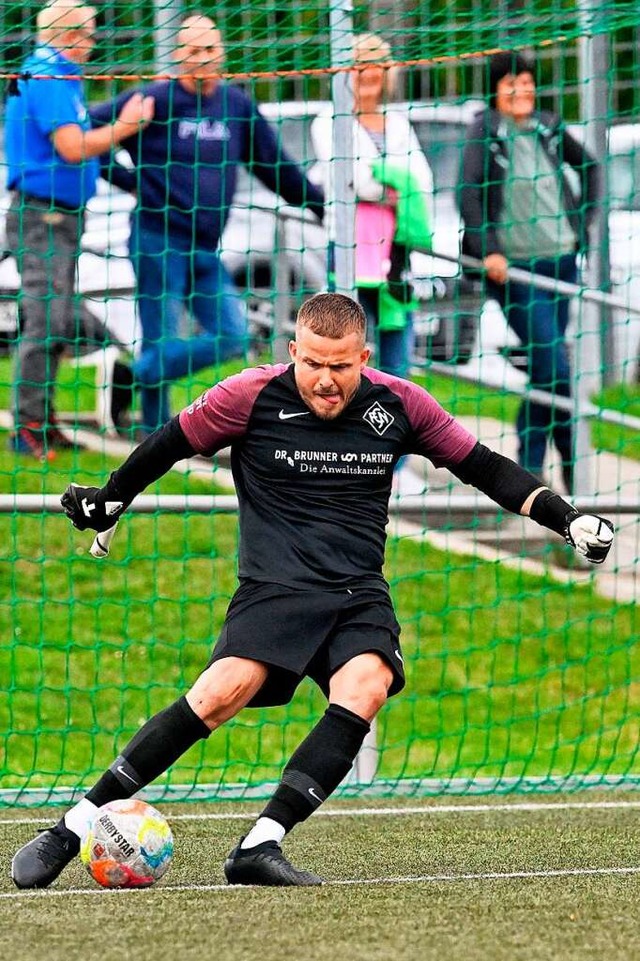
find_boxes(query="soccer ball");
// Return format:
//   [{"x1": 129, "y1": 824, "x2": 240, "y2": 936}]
[{"x1": 81, "y1": 799, "x2": 174, "y2": 888}]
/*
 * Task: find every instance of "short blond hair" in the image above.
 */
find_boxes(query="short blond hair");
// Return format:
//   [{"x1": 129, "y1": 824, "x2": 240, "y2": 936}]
[
  {"x1": 353, "y1": 32, "x2": 399, "y2": 98},
  {"x1": 37, "y1": 0, "x2": 96, "y2": 43},
  {"x1": 296, "y1": 293, "x2": 366, "y2": 343}
]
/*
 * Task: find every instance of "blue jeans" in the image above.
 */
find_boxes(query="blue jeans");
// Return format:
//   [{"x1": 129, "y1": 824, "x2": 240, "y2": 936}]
[
  {"x1": 487, "y1": 254, "x2": 577, "y2": 476},
  {"x1": 129, "y1": 222, "x2": 248, "y2": 431},
  {"x1": 358, "y1": 287, "x2": 413, "y2": 379}
]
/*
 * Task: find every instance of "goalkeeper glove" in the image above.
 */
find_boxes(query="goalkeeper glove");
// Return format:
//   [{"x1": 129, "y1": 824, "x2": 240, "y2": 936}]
[
  {"x1": 61, "y1": 483, "x2": 125, "y2": 533},
  {"x1": 565, "y1": 512, "x2": 614, "y2": 564}
]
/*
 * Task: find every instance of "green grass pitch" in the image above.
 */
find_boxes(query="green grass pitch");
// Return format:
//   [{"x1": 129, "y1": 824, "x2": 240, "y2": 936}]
[
  {"x1": 2, "y1": 796, "x2": 640, "y2": 961},
  {"x1": 2, "y1": 358, "x2": 640, "y2": 960}
]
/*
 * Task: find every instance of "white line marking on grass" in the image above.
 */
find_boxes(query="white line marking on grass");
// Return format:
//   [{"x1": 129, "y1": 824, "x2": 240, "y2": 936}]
[
  {"x1": 4, "y1": 799, "x2": 640, "y2": 827},
  {"x1": 3, "y1": 865, "x2": 640, "y2": 900},
  {"x1": 336, "y1": 866, "x2": 640, "y2": 886},
  {"x1": 164, "y1": 801, "x2": 640, "y2": 821}
]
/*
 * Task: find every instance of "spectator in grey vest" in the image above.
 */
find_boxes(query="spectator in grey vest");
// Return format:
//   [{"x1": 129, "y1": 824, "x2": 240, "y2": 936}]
[
  {"x1": 5, "y1": 0, "x2": 153, "y2": 461},
  {"x1": 459, "y1": 52, "x2": 599, "y2": 493}
]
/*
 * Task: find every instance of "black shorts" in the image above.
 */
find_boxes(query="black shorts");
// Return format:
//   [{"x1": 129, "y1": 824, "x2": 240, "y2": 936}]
[{"x1": 208, "y1": 580, "x2": 405, "y2": 707}]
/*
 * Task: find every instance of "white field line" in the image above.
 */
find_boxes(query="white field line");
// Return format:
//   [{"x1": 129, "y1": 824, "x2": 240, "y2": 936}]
[
  {"x1": 3, "y1": 798, "x2": 640, "y2": 827},
  {"x1": 2, "y1": 865, "x2": 640, "y2": 900}
]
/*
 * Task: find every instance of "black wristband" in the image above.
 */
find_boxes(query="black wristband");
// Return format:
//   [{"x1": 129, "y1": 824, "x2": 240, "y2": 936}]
[
  {"x1": 98, "y1": 475, "x2": 128, "y2": 514},
  {"x1": 528, "y1": 489, "x2": 579, "y2": 538}
]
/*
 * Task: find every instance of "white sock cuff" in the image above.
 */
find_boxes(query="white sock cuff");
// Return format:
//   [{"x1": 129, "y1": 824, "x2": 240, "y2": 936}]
[
  {"x1": 240, "y1": 817, "x2": 286, "y2": 850},
  {"x1": 64, "y1": 798, "x2": 98, "y2": 839}
]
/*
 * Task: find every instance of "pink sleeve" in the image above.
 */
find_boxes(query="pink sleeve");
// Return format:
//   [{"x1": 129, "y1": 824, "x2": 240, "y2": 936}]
[
  {"x1": 178, "y1": 364, "x2": 287, "y2": 454},
  {"x1": 365, "y1": 368, "x2": 477, "y2": 467}
]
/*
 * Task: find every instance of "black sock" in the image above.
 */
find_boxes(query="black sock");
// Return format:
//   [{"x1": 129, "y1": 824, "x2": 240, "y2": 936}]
[
  {"x1": 84, "y1": 696, "x2": 210, "y2": 808},
  {"x1": 260, "y1": 703, "x2": 370, "y2": 834}
]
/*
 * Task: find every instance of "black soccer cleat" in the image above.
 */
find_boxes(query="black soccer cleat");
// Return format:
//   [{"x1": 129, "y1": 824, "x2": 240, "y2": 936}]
[
  {"x1": 224, "y1": 839, "x2": 323, "y2": 887},
  {"x1": 11, "y1": 824, "x2": 80, "y2": 889}
]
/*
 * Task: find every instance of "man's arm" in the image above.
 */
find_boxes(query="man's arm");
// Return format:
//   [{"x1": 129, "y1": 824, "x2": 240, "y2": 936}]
[
  {"x1": 61, "y1": 418, "x2": 195, "y2": 532},
  {"x1": 388, "y1": 379, "x2": 614, "y2": 566},
  {"x1": 451, "y1": 442, "x2": 614, "y2": 564},
  {"x1": 53, "y1": 93, "x2": 154, "y2": 163},
  {"x1": 61, "y1": 365, "x2": 268, "y2": 532},
  {"x1": 91, "y1": 95, "x2": 139, "y2": 193},
  {"x1": 244, "y1": 103, "x2": 324, "y2": 221}
]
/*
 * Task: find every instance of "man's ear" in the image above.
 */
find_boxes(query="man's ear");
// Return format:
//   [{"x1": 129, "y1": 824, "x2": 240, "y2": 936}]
[{"x1": 288, "y1": 340, "x2": 297, "y2": 361}]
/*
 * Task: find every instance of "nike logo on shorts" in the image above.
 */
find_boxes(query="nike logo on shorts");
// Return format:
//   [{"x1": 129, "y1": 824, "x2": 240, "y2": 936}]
[
  {"x1": 308, "y1": 787, "x2": 323, "y2": 802},
  {"x1": 279, "y1": 409, "x2": 310, "y2": 420}
]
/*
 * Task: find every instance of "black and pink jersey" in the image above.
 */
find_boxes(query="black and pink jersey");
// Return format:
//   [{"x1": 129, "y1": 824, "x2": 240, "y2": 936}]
[{"x1": 179, "y1": 364, "x2": 476, "y2": 589}]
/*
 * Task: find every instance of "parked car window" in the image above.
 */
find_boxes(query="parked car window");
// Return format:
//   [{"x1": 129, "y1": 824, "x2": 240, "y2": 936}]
[{"x1": 411, "y1": 119, "x2": 468, "y2": 194}]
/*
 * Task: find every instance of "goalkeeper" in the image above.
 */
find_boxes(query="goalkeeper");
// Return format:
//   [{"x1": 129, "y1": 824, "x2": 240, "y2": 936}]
[{"x1": 11, "y1": 293, "x2": 614, "y2": 889}]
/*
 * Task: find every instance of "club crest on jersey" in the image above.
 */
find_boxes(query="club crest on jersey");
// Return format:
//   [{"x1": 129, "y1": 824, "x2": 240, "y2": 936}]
[{"x1": 363, "y1": 401, "x2": 394, "y2": 435}]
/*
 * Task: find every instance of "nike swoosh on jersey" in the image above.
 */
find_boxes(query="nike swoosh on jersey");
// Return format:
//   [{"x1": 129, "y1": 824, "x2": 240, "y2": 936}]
[{"x1": 278, "y1": 409, "x2": 310, "y2": 420}]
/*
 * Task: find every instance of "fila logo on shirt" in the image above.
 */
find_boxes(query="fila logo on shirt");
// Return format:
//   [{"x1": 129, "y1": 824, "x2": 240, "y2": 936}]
[
  {"x1": 178, "y1": 119, "x2": 231, "y2": 141},
  {"x1": 363, "y1": 401, "x2": 394, "y2": 436}
]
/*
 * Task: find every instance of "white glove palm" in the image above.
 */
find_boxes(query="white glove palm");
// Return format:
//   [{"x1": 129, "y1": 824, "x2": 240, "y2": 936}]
[{"x1": 566, "y1": 514, "x2": 614, "y2": 564}]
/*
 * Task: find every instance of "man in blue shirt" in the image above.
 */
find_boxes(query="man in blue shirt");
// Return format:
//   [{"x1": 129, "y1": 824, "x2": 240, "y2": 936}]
[
  {"x1": 91, "y1": 14, "x2": 324, "y2": 434},
  {"x1": 5, "y1": 0, "x2": 153, "y2": 460}
]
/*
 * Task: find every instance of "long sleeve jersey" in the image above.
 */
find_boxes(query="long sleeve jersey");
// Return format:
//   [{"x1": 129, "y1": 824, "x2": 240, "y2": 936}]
[
  {"x1": 177, "y1": 364, "x2": 476, "y2": 588},
  {"x1": 105, "y1": 364, "x2": 549, "y2": 590}
]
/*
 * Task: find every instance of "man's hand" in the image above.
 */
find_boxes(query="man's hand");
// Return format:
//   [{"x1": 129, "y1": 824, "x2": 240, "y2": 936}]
[
  {"x1": 566, "y1": 513, "x2": 615, "y2": 564},
  {"x1": 483, "y1": 252, "x2": 509, "y2": 284},
  {"x1": 61, "y1": 484, "x2": 124, "y2": 533},
  {"x1": 114, "y1": 93, "x2": 155, "y2": 137}
]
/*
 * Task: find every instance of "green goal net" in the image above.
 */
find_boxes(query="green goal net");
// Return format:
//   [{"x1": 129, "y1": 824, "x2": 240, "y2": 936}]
[{"x1": 1, "y1": 1, "x2": 639, "y2": 808}]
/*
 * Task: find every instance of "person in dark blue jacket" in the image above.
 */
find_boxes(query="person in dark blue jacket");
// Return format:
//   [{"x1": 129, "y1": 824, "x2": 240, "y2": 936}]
[{"x1": 92, "y1": 14, "x2": 324, "y2": 434}]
